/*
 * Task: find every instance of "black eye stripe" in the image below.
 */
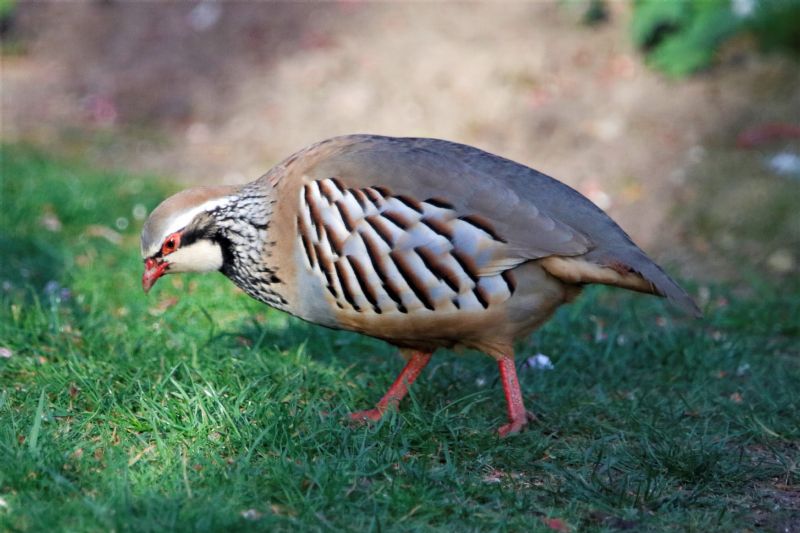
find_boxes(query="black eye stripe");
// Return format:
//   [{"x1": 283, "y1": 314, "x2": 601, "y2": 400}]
[{"x1": 178, "y1": 228, "x2": 200, "y2": 247}]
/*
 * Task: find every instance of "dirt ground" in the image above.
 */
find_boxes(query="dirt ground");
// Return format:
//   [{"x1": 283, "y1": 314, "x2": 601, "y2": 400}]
[{"x1": 2, "y1": 1, "x2": 799, "y2": 281}]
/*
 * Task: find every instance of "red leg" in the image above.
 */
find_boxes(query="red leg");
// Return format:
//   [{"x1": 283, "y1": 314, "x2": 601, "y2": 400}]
[
  {"x1": 349, "y1": 350, "x2": 433, "y2": 423},
  {"x1": 497, "y1": 355, "x2": 534, "y2": 437}
]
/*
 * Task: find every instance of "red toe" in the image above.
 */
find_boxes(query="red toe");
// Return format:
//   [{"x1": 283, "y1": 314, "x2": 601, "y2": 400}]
[
  {"x1": 348, "y1": 408, "x2": 384, "y2": 423},
  {"x1": 498, "y1": 418, "x2": 527, "y2": 437}
]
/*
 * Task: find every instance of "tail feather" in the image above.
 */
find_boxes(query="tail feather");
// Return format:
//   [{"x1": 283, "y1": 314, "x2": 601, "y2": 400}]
[
  {"x1": 540, "y1": 253, "x2": 702, "y2": 317},
  {"x1": 629, "y1": 256, "x2": 702, "y2": 317}
]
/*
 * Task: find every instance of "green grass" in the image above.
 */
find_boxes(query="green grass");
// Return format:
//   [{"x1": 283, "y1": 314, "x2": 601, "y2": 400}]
[{"x1": 1, "y1": 145, "x2": 798, "y2": 532}]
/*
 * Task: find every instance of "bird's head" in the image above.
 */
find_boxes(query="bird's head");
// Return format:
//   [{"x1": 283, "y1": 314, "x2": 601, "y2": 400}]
[{"x1": 140, "y1": 186, "x2": 237, "y2": 293}]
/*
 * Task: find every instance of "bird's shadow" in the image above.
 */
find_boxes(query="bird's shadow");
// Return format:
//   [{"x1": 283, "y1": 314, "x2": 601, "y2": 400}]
[{"x1": 220, "y1": 308, "x2": 518, "y2": 420}]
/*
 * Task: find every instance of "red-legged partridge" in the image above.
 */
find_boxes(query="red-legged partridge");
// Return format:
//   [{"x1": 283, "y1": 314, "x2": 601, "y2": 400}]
[{"x1": 141, "y1": 135, "x2": 700, "y2": 436}]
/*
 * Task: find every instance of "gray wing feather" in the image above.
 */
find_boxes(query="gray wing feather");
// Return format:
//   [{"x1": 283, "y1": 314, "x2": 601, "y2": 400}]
[{"x1": 309, "y1": 137, "x2": 591, "y2": 260}]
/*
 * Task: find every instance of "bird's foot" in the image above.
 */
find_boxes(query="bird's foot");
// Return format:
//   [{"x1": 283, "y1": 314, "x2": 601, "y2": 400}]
[
  {"x1": 497, "y1": 411, "x2": 537, "y2": 437},
  {"x1": 348, "y1": 407, "x2": 385, "y2": 424}
]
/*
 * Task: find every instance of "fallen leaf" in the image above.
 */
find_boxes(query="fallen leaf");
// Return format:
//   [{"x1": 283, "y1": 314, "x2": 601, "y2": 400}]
[
  {"x1": 737, "y1": 123, "x2": 800, "y2": 148},
  {"x1": 85, "y1": 225, "x2": 122, "y2": 244},
  {"x1": 542, "y1": 517, "x2": 569, "y2": 532},
  {"x1": 236, "y1": 336, "x2": 253, "y2": 347},
  {"x1": 482, "y1": 468, "x2": 504, "y2": 484},
  {"x1": 269, "y1": 504, "x2": 297, "y2": 517},
  {"x1": 148, "y1": 297, "x2": 180, "y2": 316},
  {"x1": 128, "y1": 444, "x2": 156, "y2": 467}
]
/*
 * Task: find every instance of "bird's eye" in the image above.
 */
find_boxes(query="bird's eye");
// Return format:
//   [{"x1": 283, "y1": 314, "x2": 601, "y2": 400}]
[{"x1": 161, "y1": 233, "x2": 181, "y2": 255}]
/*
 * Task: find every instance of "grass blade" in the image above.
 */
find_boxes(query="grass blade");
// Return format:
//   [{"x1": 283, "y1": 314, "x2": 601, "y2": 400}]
[{"x1": 28, "y1": 389, "x2": 46, "y2": 457}]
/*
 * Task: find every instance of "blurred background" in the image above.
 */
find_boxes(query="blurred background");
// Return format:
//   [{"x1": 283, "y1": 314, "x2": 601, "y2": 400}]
[
  {"x1": 2, "y1": 0, "x2": 799, "y2": 283},
  {"x1": 3, "y1": 4, "x2": 800, "y2": 529}
]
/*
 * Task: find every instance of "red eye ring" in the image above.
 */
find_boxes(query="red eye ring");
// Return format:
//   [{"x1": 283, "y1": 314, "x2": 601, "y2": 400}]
[{"x1": 161, "y1": 232, "x2": 181, "y2": 255}]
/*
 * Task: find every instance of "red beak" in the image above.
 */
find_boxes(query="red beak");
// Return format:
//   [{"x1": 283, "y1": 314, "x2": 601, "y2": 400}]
[{"x1": 142, "y1": 257, "x2": 168, "y2": 293}]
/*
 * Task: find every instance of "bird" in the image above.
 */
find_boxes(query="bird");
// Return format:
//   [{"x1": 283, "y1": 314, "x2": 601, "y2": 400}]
[{"x1": 140, "y1": 134, "x2": 700, "y2": 436}]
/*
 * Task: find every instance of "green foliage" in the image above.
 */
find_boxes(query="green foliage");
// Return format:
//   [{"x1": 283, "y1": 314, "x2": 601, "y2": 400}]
[
  {"x1": 749, "y1": 0, "x2": 800, "y2": 53},
  {"x1": 631, "y1": 0, "x2": 800, "y2": 77},
  {"x1": 1, "y1": 145, "x2": 799, "y2": 531},
  {"x1": 0, "y1": 0, "x2": 15, "y2": 20}
]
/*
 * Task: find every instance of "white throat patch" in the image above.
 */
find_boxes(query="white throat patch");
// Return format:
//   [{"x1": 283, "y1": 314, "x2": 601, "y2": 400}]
[{"x1": 164, "y1": 239, "x2": 224, "y2": 274}]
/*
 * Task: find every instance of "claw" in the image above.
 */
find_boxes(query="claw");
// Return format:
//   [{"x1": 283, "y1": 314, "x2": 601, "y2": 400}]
[
  {"x1": 497, "y1": 411, "x2": 537, "y2": 437},
  {"x1": 348, "y1": 408, "x2": 384, "y2": 424}
]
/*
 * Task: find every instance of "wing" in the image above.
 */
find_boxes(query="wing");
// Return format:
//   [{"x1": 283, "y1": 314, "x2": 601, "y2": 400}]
[
  {"x1": 303, "y1": 136, "x2": 593, "y2": 263},
  {"x1": 297, "y1": 178, "x2": 523, "y2": 315}
]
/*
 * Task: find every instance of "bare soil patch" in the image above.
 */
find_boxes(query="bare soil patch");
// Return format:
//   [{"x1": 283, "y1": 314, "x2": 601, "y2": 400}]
[{"x1": 3, "y1": 2, "x2": 798, "y2": 279}]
